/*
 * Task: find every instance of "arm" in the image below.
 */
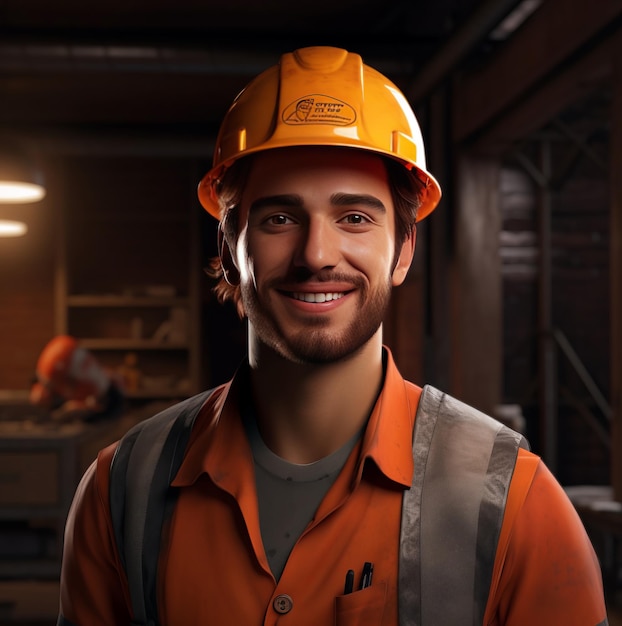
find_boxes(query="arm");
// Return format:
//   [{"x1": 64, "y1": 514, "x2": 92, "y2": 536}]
[
  {"x1": 58, "y1": 444, "x2": 132, "y2": 625},
  {"x1": 487, "y1": 453, "x2": 608, "y2": 625}
]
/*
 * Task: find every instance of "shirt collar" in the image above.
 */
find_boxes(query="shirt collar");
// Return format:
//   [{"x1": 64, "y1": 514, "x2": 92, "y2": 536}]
[
  {"x1": 172, "y1": 348, "x2": 422, "y2": 491},
  {"x1": 355, "y1": 348, "x2": 421, "y2": 488}
]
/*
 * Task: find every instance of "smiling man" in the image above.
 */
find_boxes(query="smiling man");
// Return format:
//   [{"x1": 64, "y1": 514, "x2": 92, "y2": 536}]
[
  {"x1": 240, "y1": 148, "x2": 411, "y2": 363},
  {"x1": 57, "y1": 46, "x2": 608, "y2": 626}
]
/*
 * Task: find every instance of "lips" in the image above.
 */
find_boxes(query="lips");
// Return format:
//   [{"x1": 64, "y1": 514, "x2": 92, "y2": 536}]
[{"x1": 291, "y1": 292, "x2": 345, "y2": 303}]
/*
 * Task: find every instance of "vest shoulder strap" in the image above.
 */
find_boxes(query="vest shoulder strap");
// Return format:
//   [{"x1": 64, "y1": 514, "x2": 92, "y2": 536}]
[
  {"x1": 399, "y1": 385, "x2": 529, "y2": 626},
  {"x1": 109, "y1": 388, "x2": 215, "y2": 626}
]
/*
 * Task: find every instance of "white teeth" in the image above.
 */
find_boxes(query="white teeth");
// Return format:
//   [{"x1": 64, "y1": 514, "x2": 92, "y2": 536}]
[{"x1": 292, "y1": 292, "x2": 345, "y2": 303}]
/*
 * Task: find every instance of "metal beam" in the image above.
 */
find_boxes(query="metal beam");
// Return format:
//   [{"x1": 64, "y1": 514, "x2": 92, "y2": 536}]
[
  {"x1": 453, "y1": 0, "x2": 622, "y2": 143},
  {"x1": 406, "y1": 0, "x2": 521, "y2": 104}
]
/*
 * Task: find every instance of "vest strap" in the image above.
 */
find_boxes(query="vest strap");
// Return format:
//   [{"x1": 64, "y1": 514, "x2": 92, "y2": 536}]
[
  {"x1": 399, "y1": 385, "x2": 528, "y2": 626},
  {"x1": 110, "y1": 389, "x2": 214, "y2": 625}
]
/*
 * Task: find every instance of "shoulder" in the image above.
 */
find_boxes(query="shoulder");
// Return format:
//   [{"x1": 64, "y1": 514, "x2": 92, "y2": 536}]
[
  {"x1": 505, "y1": 450, "x2": 588, "y2": 533},
  {"x1": 498, "y1": 450, "x2": 585, "y2": 565},
  {"x1": 488, "y1": 452, "x2": 607, "y2": 624},
  {"x1": 68, "y1": 442, "x2": 118, "y2": 528},
  {"x1": 60, "y1": 441, "x2": 137, "y2": 622}
]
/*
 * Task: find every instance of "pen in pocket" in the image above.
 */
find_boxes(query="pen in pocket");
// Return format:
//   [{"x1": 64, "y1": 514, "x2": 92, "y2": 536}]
[
  {"x1": 359, "y1": 562, "x2": 373, "y2": 590},
  {"x1": 344, "y1": 569, "x2": 354, "y2": 594},
  {"x1": 343, "y1": 562, "x2": 374, "y2": 595}
]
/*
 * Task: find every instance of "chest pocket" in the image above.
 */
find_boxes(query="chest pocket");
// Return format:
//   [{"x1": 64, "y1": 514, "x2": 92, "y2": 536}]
[{"x1": 335, "y1": 582, "x2": 388, "y2": 626}]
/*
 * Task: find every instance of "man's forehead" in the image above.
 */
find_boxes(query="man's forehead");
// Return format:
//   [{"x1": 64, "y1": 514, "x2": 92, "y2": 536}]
[
  {"x1": 242, "y1": 147, "x2": 391, "y2": 198},
  {"x1": 247, "y1": 145, "x2": 387, "y2": 170},
  {"x1": 240, "y1": 147, "x2": 391, "y2": 208}
]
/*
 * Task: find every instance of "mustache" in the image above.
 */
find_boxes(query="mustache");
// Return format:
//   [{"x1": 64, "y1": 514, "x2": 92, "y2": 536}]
[{"x1": 269, "y1": 268, "x2": 367, "y2": 288}]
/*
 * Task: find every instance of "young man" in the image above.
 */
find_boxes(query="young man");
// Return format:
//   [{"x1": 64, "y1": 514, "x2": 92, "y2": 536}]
[{"x1": 57, "y1": 46, "x2": 608, "y2": 625}]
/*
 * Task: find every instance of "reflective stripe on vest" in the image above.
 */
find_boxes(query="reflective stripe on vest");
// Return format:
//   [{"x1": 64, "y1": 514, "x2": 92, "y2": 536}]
[{"x1": 399, "y1": 386, "x2": 528, "y2": 626}]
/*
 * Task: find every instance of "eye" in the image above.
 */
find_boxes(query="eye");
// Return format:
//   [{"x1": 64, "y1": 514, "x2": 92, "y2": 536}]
[
  {"x1": 341, "y1": 213, "x2": 370, "y2": 225},
  {"x1": 251, "y1": 208, "x2": 299, "y2": 231},
  {"x1": 266, "y1": 214, "x2": 295, "y2": 226}
]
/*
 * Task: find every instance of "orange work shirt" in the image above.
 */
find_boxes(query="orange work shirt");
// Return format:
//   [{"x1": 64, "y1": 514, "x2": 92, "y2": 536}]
[{"x1": 59, "y1": 351, "x2": 607, "y2": 625}]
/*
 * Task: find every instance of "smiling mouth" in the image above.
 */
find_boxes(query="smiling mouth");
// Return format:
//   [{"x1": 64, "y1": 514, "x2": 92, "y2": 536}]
[{"x1": 290, "y1": 292, "x2": 346, "y2": 303}]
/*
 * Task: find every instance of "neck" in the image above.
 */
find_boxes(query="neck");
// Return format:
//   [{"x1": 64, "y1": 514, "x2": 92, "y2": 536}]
[{"x1": 247, "y1": 327, "x2": 385, "y2": 464}]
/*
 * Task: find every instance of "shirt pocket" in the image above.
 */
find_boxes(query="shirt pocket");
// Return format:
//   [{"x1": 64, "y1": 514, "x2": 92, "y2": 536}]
[{"x1": 334, "y1": 582, "x2": 387, "y2": 626}]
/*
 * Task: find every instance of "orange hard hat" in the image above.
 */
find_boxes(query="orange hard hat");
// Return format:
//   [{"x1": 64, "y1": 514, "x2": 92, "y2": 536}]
[
  {"x1": 198, "y1": 46, "x2": 441, "y2": 222},
  {"x1": 35, "y1": 335, "x2": 78, "y2": 382},
  {"x1": 33, "y1": 335, "x2": 110, "y2": 404}
]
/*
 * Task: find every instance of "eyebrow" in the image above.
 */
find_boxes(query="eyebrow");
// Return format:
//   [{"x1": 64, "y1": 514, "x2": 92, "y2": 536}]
[
  {"x1": 249, "y1": 193, "x2": 387, "y2": 213},
  {"x1": 330, "y1": 192, "x2": 386, "y2": 213},
  {"x1": 249, "y1": 194, "x2": 303, "y2": 212}
]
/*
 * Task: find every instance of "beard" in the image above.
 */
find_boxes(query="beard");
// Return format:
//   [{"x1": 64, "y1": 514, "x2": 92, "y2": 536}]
[{"x1": 241, "y1": 271, "x2": 392, "y2": 365}]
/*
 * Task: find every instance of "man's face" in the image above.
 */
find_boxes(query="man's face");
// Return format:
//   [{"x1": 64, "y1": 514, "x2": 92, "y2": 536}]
[{"x1": 230, "y1": 146, "x2": 415, "y2": 364}]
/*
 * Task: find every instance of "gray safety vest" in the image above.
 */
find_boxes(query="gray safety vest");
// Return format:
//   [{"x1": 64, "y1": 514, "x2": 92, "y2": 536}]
[{"x1": 108, "y1": 385, "x2": 528, "y2": 626}]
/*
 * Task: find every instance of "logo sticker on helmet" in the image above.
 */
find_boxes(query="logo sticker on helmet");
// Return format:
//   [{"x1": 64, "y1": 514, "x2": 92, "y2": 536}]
[{"x1": 282, "y1": 95, "x2": 356, "y2": 126}]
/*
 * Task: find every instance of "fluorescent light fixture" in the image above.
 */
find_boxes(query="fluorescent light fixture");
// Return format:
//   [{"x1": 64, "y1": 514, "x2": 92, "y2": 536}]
[
  {"x1": 0, "y1": 181, "x2": 46, "y2": 203},
  {"x1": 0, "y1": 147, "x2": 46, "y2": 203},
  {"x1": 489, "y1": 0, "x2": 543, "y2": 41},
  {"x1": 0, "y1": 219, "x2": 28, "y2": 237}
]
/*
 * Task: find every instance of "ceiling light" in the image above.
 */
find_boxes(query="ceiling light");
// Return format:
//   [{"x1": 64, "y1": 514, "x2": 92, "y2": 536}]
[
  {"x1": 0, "y1": 219, "x2": 28, "y2": 237},
  {"x1": 0, "y1": 147, "x2": 46, "y2": 203},
  {"x1": 0, "y1": 181, "x2": 46, "y2": 203}
]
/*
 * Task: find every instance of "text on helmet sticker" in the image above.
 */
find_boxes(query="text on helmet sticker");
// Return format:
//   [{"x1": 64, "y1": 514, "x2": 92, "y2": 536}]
[{"x1": 282, "y1": 95, "x2": 356, "y2": 126}]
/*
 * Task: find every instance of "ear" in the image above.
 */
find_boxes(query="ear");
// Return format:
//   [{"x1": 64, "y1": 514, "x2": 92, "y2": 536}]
[
  {"x1": 391, "y1": 226, "x2": 416, "y2": 286},
  {"x1": 218, "y1": 226, "x2": 240, "y2": 286}
]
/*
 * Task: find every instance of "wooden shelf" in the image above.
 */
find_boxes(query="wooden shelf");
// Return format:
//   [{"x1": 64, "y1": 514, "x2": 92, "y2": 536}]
[
  {"x1": 0, "y1": 419, "x2": 125, "y2": 579},
  {"x1": 67, "y1": 295, "x2": 190, "y2": 308},
  {"x1": 0, "y1": 560, "x2": 60, "y2": 579},
  {"x1": 79, "y1": 339, "x2": 189, "y2": 350},
  {"x1": 125, "y1": 388, "x2": 191, "y2": 399},
  {"x1": 0, "y1": 506, "x2": 66, "y2": 519},
  {"x1": 74, "y1": 211, "x2": 190, "y2": 223},
  {"x1": 55, "y1": 156, "x2": 203, "y2": 415}
]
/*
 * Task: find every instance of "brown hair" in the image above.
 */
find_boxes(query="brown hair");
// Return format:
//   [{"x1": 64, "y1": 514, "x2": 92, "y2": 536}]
[{"x1": 205, "y1": 152, "x2": 424, "y2": 318}]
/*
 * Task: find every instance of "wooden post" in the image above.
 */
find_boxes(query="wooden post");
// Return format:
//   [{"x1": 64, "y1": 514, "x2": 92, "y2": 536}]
[
  {"x1": 537, "y1": 140, "x2": 558, "y2": 473},
  {"x1": 425, "y1": 87, "x2": 452, "y2": 391},
  {"x1": 452, "y1": 153, "x2": 503, "y2": 415},
  {"x1": 612, "y1": 35, "x2": 622, "y2": 500}
]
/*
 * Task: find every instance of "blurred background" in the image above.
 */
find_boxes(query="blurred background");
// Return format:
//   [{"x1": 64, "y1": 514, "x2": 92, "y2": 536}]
[{"x1": 0, "y1": 0, "x2": 621, "y2": 622}]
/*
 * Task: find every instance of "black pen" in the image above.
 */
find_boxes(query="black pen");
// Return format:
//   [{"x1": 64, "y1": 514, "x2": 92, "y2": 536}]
[
  {"x1": 344, "y1": 569, "x2": 355, "y2": 594},
  {"x1": 359, "y1": 561, "x2": 374, "y2": 590}
]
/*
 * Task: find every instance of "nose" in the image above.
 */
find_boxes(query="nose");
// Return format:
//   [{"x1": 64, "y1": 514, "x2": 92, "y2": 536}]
[{"x1": 294, "y1": 216, "x2": 340, "y2": 272}]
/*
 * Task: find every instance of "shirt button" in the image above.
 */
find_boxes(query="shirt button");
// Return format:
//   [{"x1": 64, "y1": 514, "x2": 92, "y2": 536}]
[{"x1": 273, "y1": 594, "x2": 293, "y2": 614}]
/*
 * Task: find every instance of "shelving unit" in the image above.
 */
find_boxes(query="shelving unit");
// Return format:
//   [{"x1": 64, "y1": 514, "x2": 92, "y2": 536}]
[
  {"x1": 0, "y1": 416, "x2": 133, "y2": 580},
  {"x1": 54, "y1": 155, "x2": 203, "y2": 401},
  {"x1": 0, "y1": 156, "x2": 206, "y2": 606},
  {"x1": 0, "y1": 397, "x2": 174, "y2": 618}
]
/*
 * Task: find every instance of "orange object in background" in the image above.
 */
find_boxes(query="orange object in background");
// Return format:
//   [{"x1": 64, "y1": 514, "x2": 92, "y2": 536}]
[{"x1": 30, "y1": 335, "x2": 125, "y2": 421}]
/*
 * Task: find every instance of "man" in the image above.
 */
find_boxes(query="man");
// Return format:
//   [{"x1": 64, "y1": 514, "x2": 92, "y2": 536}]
[
  {"x1": 57, "y1": 46, "x2": 608, "y2": 625},
  {"x1": 31, "y1": 335, "x2": 125, "y2": 422}
]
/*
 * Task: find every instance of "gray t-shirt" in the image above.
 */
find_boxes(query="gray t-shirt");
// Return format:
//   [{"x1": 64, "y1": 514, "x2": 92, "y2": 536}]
[{"x1": 243, "y1": 407, "x2": 361, "y2": 580}]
